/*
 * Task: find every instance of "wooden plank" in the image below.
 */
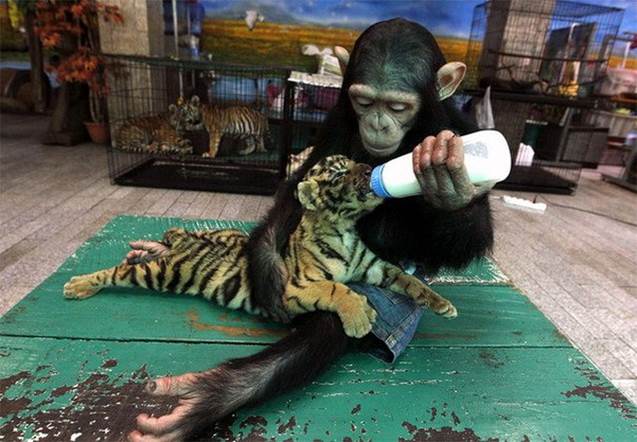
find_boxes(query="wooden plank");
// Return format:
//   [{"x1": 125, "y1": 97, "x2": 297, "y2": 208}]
[
  {"x1": 1, "y1": 337, "x2": 635, "y2": 441},
  {"x1": 0, "y1": 281, "x2": 567, "y2": 348},
  {"x1": 0, "y1": 216, "x2": 560, "y2": 347},
  {"x1": 422, "y1": 257, "x2": 509, "y2": 285}
]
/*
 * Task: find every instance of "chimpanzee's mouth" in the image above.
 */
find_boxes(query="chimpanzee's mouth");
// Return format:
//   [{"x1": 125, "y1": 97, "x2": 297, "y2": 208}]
[{"x1": 361, "y1": 136, "x2": 401, "y2": 157}]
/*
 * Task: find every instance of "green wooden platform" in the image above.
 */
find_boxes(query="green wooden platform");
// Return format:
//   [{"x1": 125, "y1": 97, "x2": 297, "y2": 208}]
[{"x1": 1, "y1": 215, "x2": 635, "y2": 441}]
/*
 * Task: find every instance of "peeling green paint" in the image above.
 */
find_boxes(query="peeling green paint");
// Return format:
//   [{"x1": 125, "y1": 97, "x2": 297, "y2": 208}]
[{"x1": 0, "y1": 215, "x2": 635, "y2": 440}]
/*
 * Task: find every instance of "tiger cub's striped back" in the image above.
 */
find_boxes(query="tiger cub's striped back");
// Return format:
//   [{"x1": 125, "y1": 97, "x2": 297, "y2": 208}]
[{"x1": 178, "y1": 95, "x2": 270, "y2": 158}]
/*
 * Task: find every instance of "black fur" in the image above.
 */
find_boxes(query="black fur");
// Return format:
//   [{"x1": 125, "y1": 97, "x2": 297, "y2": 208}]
[
  {"x1": 181, "y1": 18, "x2": 493, "y2": 438},
  {"x1": 174, "y1": 312, "x2": 348, "y2": 440}
]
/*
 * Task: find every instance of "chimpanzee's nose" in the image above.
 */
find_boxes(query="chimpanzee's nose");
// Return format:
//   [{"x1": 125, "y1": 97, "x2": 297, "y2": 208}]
[{"x1": 370, "y1": 112, "x2": 390, "y2": 132}]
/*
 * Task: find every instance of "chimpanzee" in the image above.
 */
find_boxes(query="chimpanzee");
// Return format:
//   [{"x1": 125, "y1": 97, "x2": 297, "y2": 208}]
[{"x1": 129, "y1": 18, "x2": 493, "y2": 441}]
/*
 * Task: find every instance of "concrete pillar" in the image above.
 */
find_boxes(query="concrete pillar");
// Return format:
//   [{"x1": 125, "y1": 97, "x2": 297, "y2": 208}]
[
  {"x1": 99, "y1": 0, "x2": 164, "y2": 57},
  {"x1": 99, "y1": 0, "x2": 167, "y2": 140}
]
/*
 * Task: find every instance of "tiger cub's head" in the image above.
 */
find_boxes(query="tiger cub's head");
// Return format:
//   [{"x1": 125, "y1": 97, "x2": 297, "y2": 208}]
[
  {"x1": 170, "y1": 95, "x2": 205, "y2": 132},
  {"x1": 168, "y1": 103, "x2": 184, "y2": 133},
  {"x1": 296, "y1": 155, "x2": 382, "y2": 220}
]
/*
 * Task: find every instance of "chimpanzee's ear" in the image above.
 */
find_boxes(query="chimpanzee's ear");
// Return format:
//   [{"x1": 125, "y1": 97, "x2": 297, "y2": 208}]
[
  {"x1": 334, "y1": 46, "x2": 350, "y2": 76},
  {"x1": 437, "y1": 62, "x2": 466, "y2": 101},
  {"x1": 190, "y1": 95, "x2": 200, "y2": 106},
  {"x1": 296, "y1": 179, "x2": 321, "y2": 211}
]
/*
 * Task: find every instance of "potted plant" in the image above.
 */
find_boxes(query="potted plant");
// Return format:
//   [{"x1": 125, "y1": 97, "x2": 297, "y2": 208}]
[
  {"x1": 84, "y1": 91, "x2": 109, "y2": 143},
  {"x1": 31, "y1": 0, "x2": 122, "y2": 144}
]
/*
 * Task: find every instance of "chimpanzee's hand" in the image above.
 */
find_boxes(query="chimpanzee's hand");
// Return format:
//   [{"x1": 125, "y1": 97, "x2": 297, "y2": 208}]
[
  {"x1": 412, "y1": 130, "x2": 493, "y2": 210},
  {"x1": 124, "y1": 240, "x2": 171, "y2": 265}
]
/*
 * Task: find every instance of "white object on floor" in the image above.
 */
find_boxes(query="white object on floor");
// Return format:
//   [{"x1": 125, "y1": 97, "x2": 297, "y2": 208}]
[
  {"x1": 474, "y1": 85, "x2": 494, "y2": 129},
  {"x1": 502, "y1": 195, "x2": 547, "y2": 214},
  {"x1": 515, "y1": 143, "x2": 535, "y2": 166}
]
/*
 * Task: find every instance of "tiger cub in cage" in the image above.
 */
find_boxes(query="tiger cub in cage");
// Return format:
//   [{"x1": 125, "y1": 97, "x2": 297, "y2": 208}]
[
  {"x1": 63, "y1": 155, "x2": 457, "y2": 337},
  {"x1": 175, "y1": 95, "x2": 271, "y2": 158},
  {"x1": 114, "y1": 104, "x2": 193, "y2": 155}
]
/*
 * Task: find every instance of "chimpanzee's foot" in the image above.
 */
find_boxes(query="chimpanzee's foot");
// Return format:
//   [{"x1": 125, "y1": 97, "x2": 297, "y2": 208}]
[
  {"x1": 130, "y1": 361, "x2": 259, "y2": 441},
  {"x1": 128, "y1": 373, "x2": 201, "y2": 442}
]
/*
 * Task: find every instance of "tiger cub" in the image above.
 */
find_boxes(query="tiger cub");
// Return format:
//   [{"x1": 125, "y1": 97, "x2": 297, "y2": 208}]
[
  {"x1": 114, "y1": 104, "x2": 193, "y2": 155},
  {"x1": 63, "y1": 155, "x2": 457, "y2": 337},
  {"x1": 176, "y1": 95, "x2": 270, "y2": 158}
]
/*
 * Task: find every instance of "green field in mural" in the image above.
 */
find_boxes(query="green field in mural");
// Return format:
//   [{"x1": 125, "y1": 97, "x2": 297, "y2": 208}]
[
  {"x1": 200, "y1": 18, "x2": 637, "y2": 72},
  {"x1": 200, "y1": 19, "x2": 472, "y2": 70}
]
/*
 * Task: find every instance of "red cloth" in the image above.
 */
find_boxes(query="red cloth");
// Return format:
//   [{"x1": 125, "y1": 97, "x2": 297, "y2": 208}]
[{"x1": 266, "y1": 83, "x2": 282, "y2": 107}]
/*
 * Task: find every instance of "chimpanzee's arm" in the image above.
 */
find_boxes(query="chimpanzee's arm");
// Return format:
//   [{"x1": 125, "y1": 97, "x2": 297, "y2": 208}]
[
  {"x1": 357, "y1": 193, "x2": 493, "y2": 274},
  {"x1": 245, "y1": 181, "x2": 301, "y2": 322},
  {"x1": 245, "y1": 146, "x2": 334, "y2": 322}
]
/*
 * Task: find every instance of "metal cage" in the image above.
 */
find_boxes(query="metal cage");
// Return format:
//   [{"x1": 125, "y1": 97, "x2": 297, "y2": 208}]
[
  {"x1": 284, "y1": 73, "x2": 342, "y2": 177},
  {"x1": 464, "y1": 0, "x2": 625, "y2": 194},
  {"x1": 104, "y1": 54, "x2": 291, "y2": 195},
  {"x1": 480, "y1": 93, "x2": 593, "y2": 195},
  {"x1": 465, "y1": 0, "x2": 624, "y2": 97}
]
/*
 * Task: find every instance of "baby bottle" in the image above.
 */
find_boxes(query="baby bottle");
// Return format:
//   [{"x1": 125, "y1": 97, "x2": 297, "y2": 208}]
[{"x1": 370, "y1": 130, "x2": 511, "y2": 198}]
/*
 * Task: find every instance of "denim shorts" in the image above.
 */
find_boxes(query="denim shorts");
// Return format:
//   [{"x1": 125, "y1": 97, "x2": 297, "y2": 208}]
[{"x1": 347, "y1": 270, "x2": 425, "y2": 363}]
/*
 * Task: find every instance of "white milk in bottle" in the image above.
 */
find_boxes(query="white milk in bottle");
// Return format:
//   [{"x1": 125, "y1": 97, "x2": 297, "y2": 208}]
[{"x1": 369, "y1": 130, "x2": 511, "y2": 198}]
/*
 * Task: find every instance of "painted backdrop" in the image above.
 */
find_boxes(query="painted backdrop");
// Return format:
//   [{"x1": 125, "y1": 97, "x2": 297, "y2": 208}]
[{"x1": 198, "y1": 0, "x2": 636, "y2": 70}]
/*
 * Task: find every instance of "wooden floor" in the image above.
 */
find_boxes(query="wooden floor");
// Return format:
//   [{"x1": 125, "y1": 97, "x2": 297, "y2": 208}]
[{"x1": 1, "y1": 112, "x2": 636, "y2": 407}]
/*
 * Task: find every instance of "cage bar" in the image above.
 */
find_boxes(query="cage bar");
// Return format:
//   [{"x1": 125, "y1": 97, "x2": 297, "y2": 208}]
[
  {"x1": 465, "y1": 0, "x2": 623, "y2": 194},
  {"x1": 465, "y1": 0, "x2": 624, "y2": 97},
  {"x1": 104, "y1": 54, "x2": 290, "y2": 195}
]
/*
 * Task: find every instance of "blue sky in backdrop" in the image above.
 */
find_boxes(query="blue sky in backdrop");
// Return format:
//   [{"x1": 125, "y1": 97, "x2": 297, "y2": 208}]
[{"x1": 201, "y1": 0, "x2": 636, "y2": 38}]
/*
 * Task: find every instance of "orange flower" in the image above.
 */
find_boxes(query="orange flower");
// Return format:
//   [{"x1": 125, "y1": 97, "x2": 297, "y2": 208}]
[
  {"x1": 34, "y1": 0, "x2": 122, "y2": 95},
  {"x1": 70, "y1": 4, "x2": 84, "y2": 17},
  {"x1": 41, "y1": 33, "x2": 61, "y2": 48}
]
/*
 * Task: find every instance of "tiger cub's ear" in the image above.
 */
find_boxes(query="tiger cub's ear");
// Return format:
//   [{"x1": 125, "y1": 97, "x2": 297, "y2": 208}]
[{"x1": 296, "y1": 179, "x2": 321, "y2": 211}]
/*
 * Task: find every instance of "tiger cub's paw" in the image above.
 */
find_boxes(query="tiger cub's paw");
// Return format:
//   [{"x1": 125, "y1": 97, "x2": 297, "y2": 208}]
[
  {"x1": 430, "y1": 296, "x2": 458, "y2": 319},
  {"x1": 63, "y1": 276, "x2": 101, "y2": 300},
  {"x1": 339, "y1": 294, "x2": 377, "y2": 338}
]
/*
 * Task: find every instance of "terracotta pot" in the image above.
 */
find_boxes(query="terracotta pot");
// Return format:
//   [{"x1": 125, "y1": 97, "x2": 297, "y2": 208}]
[{"x1": 84, "y1": 121, "x2": 110, "y2": 144}]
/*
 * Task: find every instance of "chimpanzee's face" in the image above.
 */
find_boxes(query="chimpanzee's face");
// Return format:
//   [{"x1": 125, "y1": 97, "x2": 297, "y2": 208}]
[{"x1": 348, "y1": 84, "x2": 421, "y2": 157}]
